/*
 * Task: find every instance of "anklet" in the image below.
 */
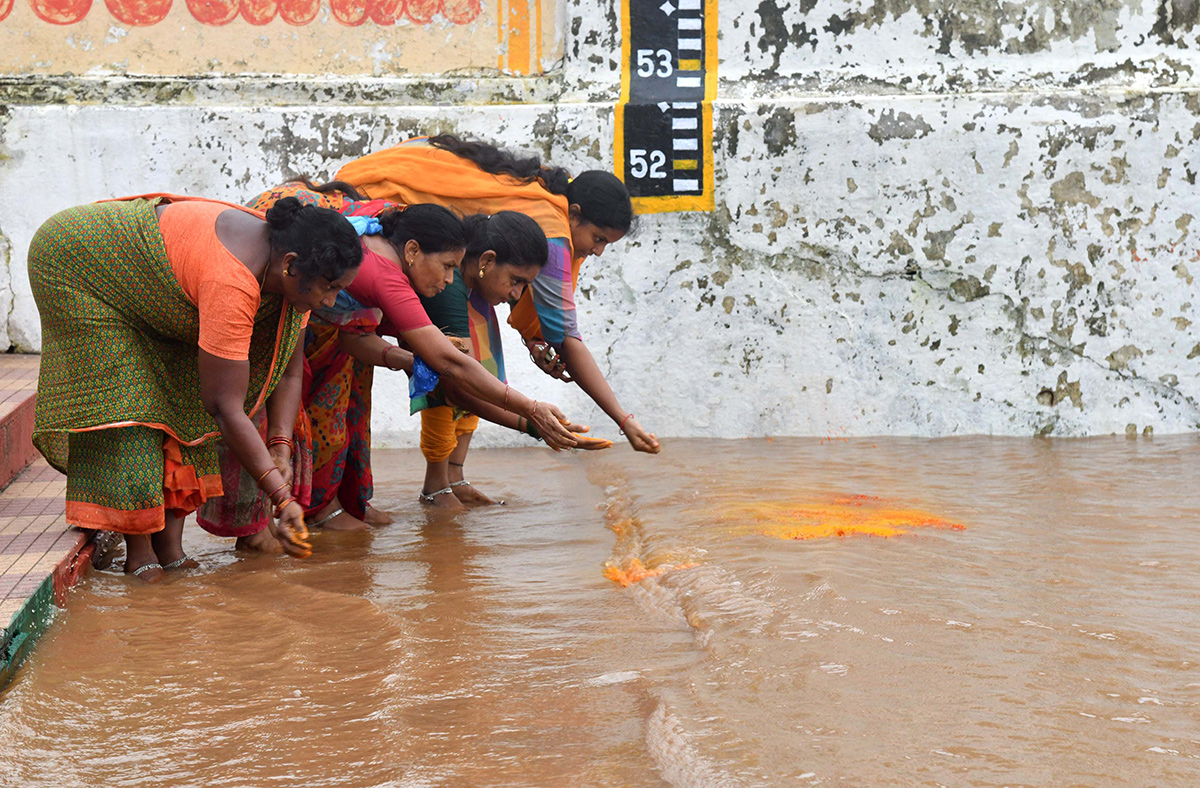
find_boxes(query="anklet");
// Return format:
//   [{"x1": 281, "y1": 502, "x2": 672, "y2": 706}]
[
  {"x1": 418, "y1": 487, "x2": 454, "y2": 503},
  {"x1": 308, "y1": 507, "x2": 344, "y2": 528}
]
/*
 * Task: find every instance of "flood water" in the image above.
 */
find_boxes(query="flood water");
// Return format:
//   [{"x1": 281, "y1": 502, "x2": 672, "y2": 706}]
[{"x1": 2, "y1": 436, "x2": 1200, "y2": 787}]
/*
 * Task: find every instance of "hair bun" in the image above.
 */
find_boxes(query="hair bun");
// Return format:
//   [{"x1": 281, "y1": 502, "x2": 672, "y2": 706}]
[
  {"x1": 265, "y1": 196, "x2": 305, "y2": 229},
  {"x1": 540, "y1": 166, "x2": 571, "y2": 196}
]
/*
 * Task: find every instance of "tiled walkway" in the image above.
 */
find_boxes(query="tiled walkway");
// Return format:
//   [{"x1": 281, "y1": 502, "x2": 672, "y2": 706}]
[
  {"x1": 0, "y1": 353, "x2": 38, "y2": 421},
  {"x1": 0, "y1": 354, "x2": 97, "y2": 690},
  {"x1": 0, "y1": 459, "x2": 73, "y2": 627}
]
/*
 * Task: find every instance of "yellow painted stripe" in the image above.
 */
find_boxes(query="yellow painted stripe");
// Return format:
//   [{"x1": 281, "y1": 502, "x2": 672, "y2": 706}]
[
  {"x1": 614, "y1": 0, "x2": 632, "y2": 185},
  {"x1": 704, "y1": 0, "x2": 718, "y2": 103},
  {"x1": 674, "y1": 159, "x2": 698, "y2": 170},
  {"x1": 497, "y1": 0, "x2": 504, "y2": 70},
  {"x1": 505, "y1": 0, "x2": 532, "y2": 75},
  {"x1": 535, "y1": 0, "x2": 542, "y2": 68},
  {"x1": 678, "y1": 59, "x2": 702, "y2": 71}
]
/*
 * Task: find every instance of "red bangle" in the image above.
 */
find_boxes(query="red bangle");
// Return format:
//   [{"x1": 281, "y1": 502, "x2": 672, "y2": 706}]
[
  {"x1": 255, "y1": 467, "x2": 274, "y2": 486},
  {"x1": 274, "y1": 497, "x2": 296, "y2": 514},
  {"x1": 618, "y1": 413, "x2": 634, "y2": 434},
  {"x1": 380, "y1": 346, "x2": 392, "y2": 369},
  {"x1": 267, "y1": 481, "x2": 289, "y2": 501},
  {"x1": 267, "y1": 436, "x2": 293, "y2": 450},
  {"x1": 503, "y1": 384, "x2": 510, "y2": 410}
]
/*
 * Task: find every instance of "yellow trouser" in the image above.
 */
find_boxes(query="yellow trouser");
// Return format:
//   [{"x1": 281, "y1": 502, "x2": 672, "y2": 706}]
[{"x1": 420, "y1": 406, "x2": 480, "y2": 463}]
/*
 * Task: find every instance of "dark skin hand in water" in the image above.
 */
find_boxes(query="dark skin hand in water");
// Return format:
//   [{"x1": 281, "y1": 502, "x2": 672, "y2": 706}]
[{"x1": 175, "y1": 205, "x2": 356, "y2": 558}]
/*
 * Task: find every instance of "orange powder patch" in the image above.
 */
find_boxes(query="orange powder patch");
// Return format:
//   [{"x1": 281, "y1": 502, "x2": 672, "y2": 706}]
[
  {"x1": 731, "y1": 495, "x2": 964, "y2": 541},
  {"x1": 603, "y1": 558, "x2": 699, "y2": 588}
]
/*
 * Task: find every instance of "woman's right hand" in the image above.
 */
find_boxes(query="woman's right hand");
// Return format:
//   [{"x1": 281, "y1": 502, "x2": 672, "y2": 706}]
[
  {"x1": 529, "y1": 401, "x2": 578, "y2": 451},
  {"x1": 526, "y1": 340, "x2": 572, "y2": 382},
  {"x1": 271, "y1": 500, "x2": 312, "y2": 558}
]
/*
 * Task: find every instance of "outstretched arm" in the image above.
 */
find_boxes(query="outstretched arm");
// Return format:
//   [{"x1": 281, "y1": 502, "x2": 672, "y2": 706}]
[
  {"x1": 403, "y1": 324, "x2": 578, "y2": 450},
  {"x1": 338, "y1": 330, "x2": 414, "y2": 373},
  {"x1": 559, "y1": 336, "x2": 660, "y2": 453},
  {"x1": 521, "y1": 237, "x2": 660, "y2": 453},
  {"x1": 440, "y1": 381, "x2": 613, "y2": 450}
]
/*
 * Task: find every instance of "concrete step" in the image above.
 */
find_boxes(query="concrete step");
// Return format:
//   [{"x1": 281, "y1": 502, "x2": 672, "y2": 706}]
[{"x1": 0, "y1": 355, "x2": 40, "y2": 492}]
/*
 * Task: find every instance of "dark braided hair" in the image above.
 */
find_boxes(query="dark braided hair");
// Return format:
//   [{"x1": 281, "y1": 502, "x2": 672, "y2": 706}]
[
  {"x1": 264, "y1": 197, "x2": 362, "y2": 288},
  {"x1": 462, "y1": 211, "x2": 549, "y2": 270},
  {"x1": 377, "y1": 203, "x2": 466, "y2": 256},
  {"x1": 428, "y1": 134, "x2": 634, "y2": 233},
  {"x1": 290, "y1": 176, "x2": 368, "y2": 202}
]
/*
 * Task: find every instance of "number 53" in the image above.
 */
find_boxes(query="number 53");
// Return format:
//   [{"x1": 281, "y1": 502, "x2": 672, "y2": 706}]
[{"x1": 636, "y1": 49, "x2": 673, "y2": 77}]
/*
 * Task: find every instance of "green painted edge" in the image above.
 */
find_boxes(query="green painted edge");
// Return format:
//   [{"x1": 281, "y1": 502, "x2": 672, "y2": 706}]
[{"x1": 0, "y1": 576, "x2": 58, "y2": 695}]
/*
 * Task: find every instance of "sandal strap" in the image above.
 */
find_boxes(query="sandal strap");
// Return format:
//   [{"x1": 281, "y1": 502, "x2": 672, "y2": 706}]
[
  {"x1": 162, "y1": 555, "x2": 193, "y2": 570},
  {"x1": 130, "y1": 562, "x2": 163, "y2": 576},
  {"x1": 418, "y1": 487, "x2": 454, "y2": 503},
  {"x1": 449, "y1": 480, "x2": 471, "y2": 487},
  {"x1": 309, "y1": 507, "x2": 344, "y2": 528}
]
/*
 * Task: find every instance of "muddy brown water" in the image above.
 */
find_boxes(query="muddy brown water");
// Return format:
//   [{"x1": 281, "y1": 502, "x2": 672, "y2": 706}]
[{"x1": 2, "y1": 437, "x2": 1200, "y2": 787}]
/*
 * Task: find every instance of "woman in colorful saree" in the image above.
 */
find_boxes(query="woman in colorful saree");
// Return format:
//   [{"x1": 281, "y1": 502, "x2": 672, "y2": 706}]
[
  {"x1": 415, "y1": 212, "x2": 614, "y2": 511},
  {"x1": 28, "y1": 194, "x2": 363, "y2": 583},
  {"x1": 336, "y1": 134, "x2": 662, "y2": 460},
  {"x1": 237, "y1": 182, "x2": 579, "y2": 533}
]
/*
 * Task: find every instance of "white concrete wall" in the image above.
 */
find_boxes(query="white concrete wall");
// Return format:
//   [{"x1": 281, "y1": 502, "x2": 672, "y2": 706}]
[{"x1": 3, "y1": 0, "x2": 1200, "y2": 441}]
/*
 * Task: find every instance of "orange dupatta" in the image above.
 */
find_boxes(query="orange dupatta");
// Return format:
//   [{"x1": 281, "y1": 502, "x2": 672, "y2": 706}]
[{"x1": 336, "y1": 141, "x2": 577, "y2": 343}]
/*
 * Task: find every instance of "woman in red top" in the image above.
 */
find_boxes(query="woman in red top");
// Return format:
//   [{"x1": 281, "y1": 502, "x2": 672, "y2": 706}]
[{"x1": 243, "y1": 183, "x2": 578, "y2": 533}]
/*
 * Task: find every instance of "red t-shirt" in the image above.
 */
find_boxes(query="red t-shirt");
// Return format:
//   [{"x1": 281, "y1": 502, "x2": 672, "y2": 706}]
[{"x1": 345, "y1": 246, "x2": 432, "y2": 337}]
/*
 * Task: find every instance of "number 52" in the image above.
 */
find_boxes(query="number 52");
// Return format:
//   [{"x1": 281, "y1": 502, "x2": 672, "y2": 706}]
[{"x1": 629, "y1": 149, "x2": 667, "y2": 179}]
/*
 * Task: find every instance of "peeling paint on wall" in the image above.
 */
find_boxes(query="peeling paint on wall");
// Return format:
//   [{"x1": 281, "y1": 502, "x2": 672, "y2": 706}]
[{"x1": 1, "y1": 0, "x2": 1198, "y2": 440}]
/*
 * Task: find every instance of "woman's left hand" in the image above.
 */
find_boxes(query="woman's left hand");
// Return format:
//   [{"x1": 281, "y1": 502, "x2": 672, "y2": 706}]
[{"x1": 621, "y1": 416, "x2": 661, "y2": 454}]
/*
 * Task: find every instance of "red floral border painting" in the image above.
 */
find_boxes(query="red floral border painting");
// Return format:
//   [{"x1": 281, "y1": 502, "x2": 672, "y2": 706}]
[{"x1": 0, "y1": 0, "x2": 480, "y2": 27}]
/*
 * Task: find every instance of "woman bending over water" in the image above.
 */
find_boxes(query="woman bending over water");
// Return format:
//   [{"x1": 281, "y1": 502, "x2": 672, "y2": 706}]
[
  {"x1": 337, "y1": 134, "x2": 661, "y2": 495},
  {"x1": 415, "y1": 212, "x2": 614, "y2": 510},
  {"x1": 29, "y1": 194, "x2": 362, "y2": 581},
  {"x1": 232, "y1": 182, "x2": 579, "y2": 535}
]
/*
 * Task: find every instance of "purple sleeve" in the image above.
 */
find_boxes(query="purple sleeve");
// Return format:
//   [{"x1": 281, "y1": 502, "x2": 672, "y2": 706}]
[{"x1": 529, "y1": 237, "x2": 581, "y2": 351}]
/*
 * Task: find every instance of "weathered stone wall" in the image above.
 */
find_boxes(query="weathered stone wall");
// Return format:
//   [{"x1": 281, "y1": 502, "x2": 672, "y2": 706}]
[{"x1": 2, "y1": 0, "x2": 1199, "y2": 441}]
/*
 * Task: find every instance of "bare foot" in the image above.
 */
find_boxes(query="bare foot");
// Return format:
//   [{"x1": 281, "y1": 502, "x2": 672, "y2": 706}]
[
  {"x1": 420, "y1": 488, "x2": 467, "y2": 512},
  {"x1": 323, "y1": 511, "x2": 370, "y2": 531},
  {"x1": 450, "y1": 481, "x2": 501, "y2": 506},
  {"x1": 236, "y1": 528, "x2": 285, "y2": 554},
  {"x1": 126, "y1": 561, "x2": 166, "y2": 583},
  {"x1": 363, "y1": 505, "x2": 394, "y2": 526},
  {"x1": 308, "y1": 502, "x2": 370, "y2": 531},
  {"x1": 124, "y1": 534, "x2": 165, "y2": 583},
  {"x1": 150, "y1": 512, "x2": 191, "y2": 568}
]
